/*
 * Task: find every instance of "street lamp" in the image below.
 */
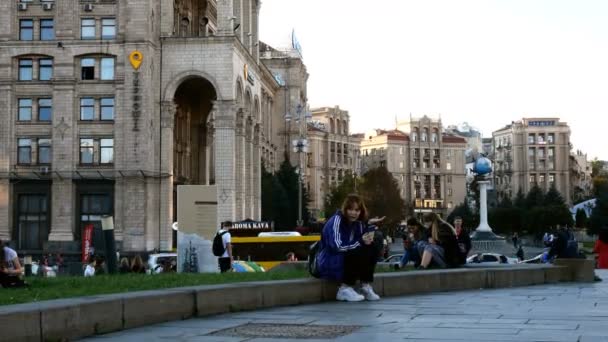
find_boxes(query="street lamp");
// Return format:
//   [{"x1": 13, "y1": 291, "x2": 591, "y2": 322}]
[{"x1": 286, "y1": 103, "x2": 311, "y2": 227}]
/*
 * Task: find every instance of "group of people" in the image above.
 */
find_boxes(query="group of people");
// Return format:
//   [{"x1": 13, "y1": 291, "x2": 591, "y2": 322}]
[
  {"x1": 308, "y1": 194, "x2": 473, "y2": 302},
  {"x1": 118, "y1": 255, "x2": 147, "y2": 274}
]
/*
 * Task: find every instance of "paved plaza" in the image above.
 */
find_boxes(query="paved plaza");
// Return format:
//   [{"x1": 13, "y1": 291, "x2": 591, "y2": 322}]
[{"x1": 81, "y1": 270, "x2": 608, "y2": 342}]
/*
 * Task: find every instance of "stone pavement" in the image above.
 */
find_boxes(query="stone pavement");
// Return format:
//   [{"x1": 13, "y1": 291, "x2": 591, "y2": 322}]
[{"x1": 81, "y1": 270, "x2": 608, "y2": 342}]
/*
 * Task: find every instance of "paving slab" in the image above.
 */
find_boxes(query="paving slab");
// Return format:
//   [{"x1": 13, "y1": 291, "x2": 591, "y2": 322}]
[{"x1": 80, "y1": 270, "x2": 608, "y2": 342}]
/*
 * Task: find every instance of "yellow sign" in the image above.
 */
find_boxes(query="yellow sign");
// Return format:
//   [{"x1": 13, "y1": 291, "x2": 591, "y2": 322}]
[
  {"x1": 129, "y1": 50, "x2": 143, "y2": 70},
  {"x1": 243, "y1": 64, "x2": 248, "y2": 80}
]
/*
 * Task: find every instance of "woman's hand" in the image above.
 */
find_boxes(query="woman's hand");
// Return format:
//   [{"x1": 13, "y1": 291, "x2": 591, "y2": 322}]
[
  {"x1": 362, "y1": 232, "x2": 374, "y2": 245},
  {"x1": 368, "y1": 216, "x2": 386, "y2": 225}
]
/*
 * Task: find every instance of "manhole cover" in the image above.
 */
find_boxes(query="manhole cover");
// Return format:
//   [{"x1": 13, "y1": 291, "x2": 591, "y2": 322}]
[{"x1": 208, "y1": 323, "x2": 360, "y2": 339}]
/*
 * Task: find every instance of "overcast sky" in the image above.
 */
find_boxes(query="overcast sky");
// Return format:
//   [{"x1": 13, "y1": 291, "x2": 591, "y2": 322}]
[{"x1": 259, "y1": 0, "x2": 608, "y2": 160}]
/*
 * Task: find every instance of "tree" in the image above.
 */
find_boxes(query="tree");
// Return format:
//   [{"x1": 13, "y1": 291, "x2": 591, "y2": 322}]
[
  {"x1": 575, "y1": 208, "x2": 588, "y2": 228},
  {"x1": 544, "y1": 185, "x2": 565, "y2": 206},
  {"x1": 591, "y1": 158, "x2": 604, "y2": 178},
  {"x1": 525, "y1": 184, "x2": 544, "y2": 208},
  {"x1": 358, "y1": 167, "x2": 406, "y2": 237},
  {"x1": 447, "y1": 197, "x2": 479, "y2": 230},
  {"x1": 588, "y1": 179, "x2": 608, "y2": 236},
  {"x1": 514, "y1": 188, "x2": 526, "y2": 209},
  {"x1": 323, "y1": 172, "x2": 358, "y2": 218}
]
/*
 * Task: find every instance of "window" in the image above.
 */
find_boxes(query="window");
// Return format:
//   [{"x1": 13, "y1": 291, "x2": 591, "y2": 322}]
[
  {"x1": 431, "y1": 131, "x2": 438, "y2": 143},
  {"x1": 399, "y1": 162, "x2": 404, "y2": 169},
  {"x1": 80, "y1": 193, "x2": 112, "y2": 228},
  {"x1": 18, "y1": 138, "x2": 32, "y2": 164},
  {"x1": 447, "y1": 175, "x2": 452, "y2": 183},
  {"x1": 100, "y1": 139, "x2": 114, "y2": 163},
  {"x1": 529, "y1": 175, "x2": 536, "y2": 184},
  {"x1": 20, "y1": 19, "x2": 34, "y2": 41},
  {"x1": 80, "y1": 138, "x2": 94, "y2": 164},
  {"x1": 16, "y1": 193, "x2": 50, "y2": 250},
  {"x1": 40, "y1": 19, "x2": 54, "y2": 40},
  {"x1": 548, "y1": 147, "x2": 555, "y2": 157},
  {"x1": 412, "y1": 132, "x2": 417, "y2": 142},
  {"x1": 38, "y1": 98, "x2": 52, "y2": 121},
  {"x1": 528, "y1": 147, "x2": 535, "y2": 157},
  {"x1": 19, "y1": 59, "x2": 33, "y2": 80},
  {"x1": 422, "y1": 128, "x2": 428, "y2": 142},
  {"x1": 18, "y1": 99, "x2": 32, "y2": 121},
  {"x1": 100, "y1": 58, "x2": 114, "y2": 80},
  {"x1": 446, "y1": 149, "x2": 452, "y2": 157},
  {"x1": 547, "y1": 133, "x2": 555, "y2": 144},
  {"x1": 528, "y1": 134, "x2": 535, "y2": 144},
  {"x1": 37, "y1": 138, "x2": 52, "y2": 164},
  {"x1": 538, "y1": 134, "x2": 545, "y2": 144},
  {"x1": 448, "y1": 188, "x2": 453, "y2": 196},
  {"x1": 539, "y1": 174, "x2": 545, "y2": 183},
  {"x1": 447, "y1": 201, "x2": 453, "y2": 209},
  {"x1": 446, "y1": 162, "x2": 451, "y2": 170},
  {"x1": 39, "y1": 59, "x2": 53, "y2": 81},
  {"x1": 81, "y1": 19, "x2": 96, "y2": 39},
  {"x1": 549, "y1": 174, "x2": 555, "y2": 184},
  {"x1": 100, "y1": 98, "x2": 114, "y2": 120},
  {"x1": 81, "y1": 58, "x2": 95, "y2": 80},
  {"x1": 80, "y1": 98, "x2": 95, "y2": 120},
  {"x1": 101, "y1": 18, "x2": 116, "y2": 39},
  {"x1": 399, "y1": 147, "x2": 403, "y2": 155}
]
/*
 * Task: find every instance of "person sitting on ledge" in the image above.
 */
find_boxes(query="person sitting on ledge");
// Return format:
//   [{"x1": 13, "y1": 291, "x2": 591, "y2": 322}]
[
  {"x1": 315, "y1": 194, "x2": 385, "y2": 302},
  {"x1": 400, "y1": 217, "x2": 429, "y2": 268},
  {"x1": 418, "y1": 213, "x2": 462, "y2": 269}
]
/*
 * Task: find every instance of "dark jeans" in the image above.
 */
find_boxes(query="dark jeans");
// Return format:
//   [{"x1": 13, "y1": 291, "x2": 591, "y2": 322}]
[
  {"x1": 342, "y1": 244, "x2": 377, "y2": 286},
  {"x1": 0, "y1": 272, "x2": 26, "y2": 288},
  {"x1": 218, "y1": 257, "x2": 231, "y2": 273}
]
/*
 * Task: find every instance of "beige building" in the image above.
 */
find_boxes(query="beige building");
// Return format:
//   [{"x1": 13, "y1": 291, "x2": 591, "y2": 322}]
[
  {"x1": 359, "y1": 116, "x2": 467, "y2": 217},
  {"x1": 570, "y1": 150, "x2": 593, "y2": 203},
  {"x1": 0, "y1": 0, "x2": 291, "y2": 257},
  {"x1": 492, "y1": 118, "x2": 571, "y2": 203},
  {"x1": 304, "y1": 106, "x2": 360, "y2": 219}
]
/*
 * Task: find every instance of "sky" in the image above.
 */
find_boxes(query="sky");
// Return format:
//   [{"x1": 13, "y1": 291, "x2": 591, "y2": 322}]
[{"x1": 259, "y1": 0, "x2": 608, "y2": 160}]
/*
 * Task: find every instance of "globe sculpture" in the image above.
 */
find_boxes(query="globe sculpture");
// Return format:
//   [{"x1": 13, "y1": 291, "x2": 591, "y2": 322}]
[{"x1": 470, "y1": 155, "x2": 503, "y2": 245}]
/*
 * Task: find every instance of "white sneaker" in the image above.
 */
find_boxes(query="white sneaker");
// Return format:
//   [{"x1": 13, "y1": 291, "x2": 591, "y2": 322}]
[
  {"x1": 360, "y1": 283, "x2": 380, "y2": 301},
  {"x1": 336, "y1": 285, "x2": 365, "y2": 302}
]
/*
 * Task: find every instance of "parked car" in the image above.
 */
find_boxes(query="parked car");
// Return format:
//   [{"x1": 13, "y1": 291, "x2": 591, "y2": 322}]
[
  {"x1": 466, "y1": 253, "x2": 518, "y2": 265},
  {"x1": 147, "y1": 253, "x2": 177, "y2": 274}
]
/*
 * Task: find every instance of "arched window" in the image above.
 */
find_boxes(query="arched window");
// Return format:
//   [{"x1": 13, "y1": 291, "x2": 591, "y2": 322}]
[
  {"x1": 412, "y1": 128, "x2": 419, "y2": 142},
  {"x1": 422, "y1": 128, "x2": 428, "y2": 142},
  {"x1": 431, "y1": 128, "x2": 438, "y2": 143}
]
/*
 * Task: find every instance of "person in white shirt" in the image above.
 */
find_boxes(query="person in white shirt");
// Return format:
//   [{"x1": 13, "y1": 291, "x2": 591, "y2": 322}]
[
  {"x1": 0, "y1": 240, "x2": 25, "y2": 287},
  {"x1": 84, "y1": 256, "x2": 96, "y2": 277},
  {"x1": 217, "y1": 221, "x2": 233, "y2": 272}
]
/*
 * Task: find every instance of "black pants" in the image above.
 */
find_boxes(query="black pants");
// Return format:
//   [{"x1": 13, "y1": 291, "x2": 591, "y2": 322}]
[
  {"x1": 218, "y1": 257, "x2": 231, "y2": 273},
  {"x1": 342, "y1": 244, "x2": 377, "y2": 286},
  {"x1": 0, "y1": 272, "x2": 26, "y2": 288}
]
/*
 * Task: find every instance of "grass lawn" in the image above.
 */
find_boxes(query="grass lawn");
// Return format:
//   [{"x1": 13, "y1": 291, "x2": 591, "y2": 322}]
[{"x1": 0, "y1": 270, "x2": 309, "y2": 306}]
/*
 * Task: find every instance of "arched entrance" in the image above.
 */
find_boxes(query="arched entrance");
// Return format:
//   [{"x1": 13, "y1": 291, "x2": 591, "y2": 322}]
[{"x1": 173, "y1": 77, "x2": 217, "y2": 186}]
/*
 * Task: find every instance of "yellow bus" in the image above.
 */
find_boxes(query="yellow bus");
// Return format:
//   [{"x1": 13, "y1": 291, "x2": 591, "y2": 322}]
[{"x1": 231, "y1": 234, "x2": 320, "y2": 270}]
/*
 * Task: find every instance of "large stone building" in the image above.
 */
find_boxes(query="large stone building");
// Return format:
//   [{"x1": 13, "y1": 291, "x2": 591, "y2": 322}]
[
  {"x1": 0, "y1": 0, "x2": 291, "y2": 256},
  {"x1": 570, "y1": 150, "x2": 593, "y2": 203},
  {"x1": 492, "y1": 118, "x2": 571, "y2": 203},
  {"x1": 304, "y1": 106, "x2": 360, "y2": 219},
  {"x1": 359, "y1": 115, "x2": 467, "y2": 217}
]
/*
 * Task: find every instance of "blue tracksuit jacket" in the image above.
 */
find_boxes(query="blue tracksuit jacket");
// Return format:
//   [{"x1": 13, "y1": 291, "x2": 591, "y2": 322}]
[{"x1": 316, "y1": 211, "x2": 373, "y2": 281}]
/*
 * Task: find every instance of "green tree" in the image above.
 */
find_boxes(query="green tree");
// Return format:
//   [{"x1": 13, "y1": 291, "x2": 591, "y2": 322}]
[
  {"x1": 514, "y1": 188, "x2": 526, "y2": 209},
  {"x1": 575, "y1": 208, "x2": 588, "y2": 228},
  {"x1": 323, "y1": 172, "x2": 358, "y2": 217},
  {"x1": 272, "y1": 157, "x2": 311, "y2": 230},
  {"x1": 544, "y1": 185, "x2": 565, "y2": 206},
  {"x1": 358, "y1": 167, "x2": 406, "y2": 237},
  {"x1": 447, "y1": 197, "x2": 479, "y2": 230},
  {"x1": 525, "y1": 184, "x2": 545, "y2": 208},
  {"x1": 588, "y1": 179, "x2": 608, "y2": 235}
]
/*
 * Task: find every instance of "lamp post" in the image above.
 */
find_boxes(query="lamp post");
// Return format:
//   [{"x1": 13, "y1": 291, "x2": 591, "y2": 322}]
[{"x1": 285, "y1": 103, "x2": 311, "y2": 227}]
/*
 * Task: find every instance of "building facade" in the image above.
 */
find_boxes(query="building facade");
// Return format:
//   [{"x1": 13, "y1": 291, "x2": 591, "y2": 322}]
[
  {"x1": 0, "y1": 0, "x2": 286, "y2": 255},
  {"x1": 570, "y1": 150, "x2": 593, "y2": 203},
  {"x1": 492, "y1": 118, "x2": 571, "y2": 203},
  {"x1": 359, "y1": 115, "x2": 467, "y2": 217},
  {"x1": 304, "y1": 106, "x2": 360, "y2": 220}
]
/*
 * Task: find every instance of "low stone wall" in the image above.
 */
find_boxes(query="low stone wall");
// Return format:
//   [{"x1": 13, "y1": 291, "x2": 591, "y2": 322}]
[{"x1": 0, "y1": 261, "x2": 594, "y2": 342}]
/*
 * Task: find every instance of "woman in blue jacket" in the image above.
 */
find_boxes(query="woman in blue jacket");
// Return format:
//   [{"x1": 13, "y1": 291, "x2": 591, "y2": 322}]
[{"x1": 316, "y1": 194, "x2": 384, "y2": 302}]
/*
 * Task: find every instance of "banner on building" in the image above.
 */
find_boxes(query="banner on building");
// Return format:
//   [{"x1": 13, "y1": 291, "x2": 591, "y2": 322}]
[{"x1": 82, "y1": 224, "x2": 94, "y2": 263}]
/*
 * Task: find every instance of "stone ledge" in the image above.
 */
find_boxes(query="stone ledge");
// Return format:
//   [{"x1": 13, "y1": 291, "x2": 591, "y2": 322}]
[{"x1": 0, "y1": 261, "x2": 594, "y2": 342}]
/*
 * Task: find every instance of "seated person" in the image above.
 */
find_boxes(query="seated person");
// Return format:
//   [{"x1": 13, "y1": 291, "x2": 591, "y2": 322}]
[
  {"x1": 419, "y1": 213, "x2": 462, "y2": 269},
  {"x1": 400, "y1": 218, "x2": 429, "y2": 268},
  {"x1": 0, "y1": 240, "x2": 25, "y2": 287}
]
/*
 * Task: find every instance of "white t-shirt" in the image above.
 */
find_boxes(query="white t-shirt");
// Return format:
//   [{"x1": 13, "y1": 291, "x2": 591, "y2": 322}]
[
  {"x1": 3, "y1": 246, "x2": 17, "y2": 270},
  {"x1": 84, "y1": 264, "x2": 95, "y2": 277},
  {"x1": 218, "y1": 229, "x2": 231, "y2": 258}
]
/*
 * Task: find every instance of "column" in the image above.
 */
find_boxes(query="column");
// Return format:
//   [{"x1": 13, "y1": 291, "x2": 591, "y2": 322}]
[
  {"x1": 235, "y1": 109, "x2": 245, "y2": 219},
  {"x1": 217, "y1": 0, "x2": 235, "y2": 36},
  {"x1": 0, "y1": 180, "x2": 9, "y2": 241},
  {"x1": 213, "y1": 101, "x2": 237, "y2": 227},
  {"x1": 158, "y1": 101, "x2": 176, "y2": 251},
  {"x1": 0, "y1": 85, "x2": 10, "y2": 240},
  {"x1": 245, "y1": 118, "x2": 254, "y2": 219},
  {"x1": 253, "y1": 124, "x2": 262, "y2": 220},
  {"x1": 49, "y1": 85, "x2": 75, "y2": 241}
]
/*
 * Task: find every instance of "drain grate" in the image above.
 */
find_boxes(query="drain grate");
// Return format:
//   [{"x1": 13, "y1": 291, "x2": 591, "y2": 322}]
[{"x1": 208, "y1": 323, "x2": 360, "y2": 339}]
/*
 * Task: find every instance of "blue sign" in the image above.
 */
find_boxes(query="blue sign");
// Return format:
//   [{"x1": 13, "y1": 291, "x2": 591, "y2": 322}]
[
  {"x1": 273, "y1": 73, "x2": 285, "y2": 86},
  {"x1": 528, "y1": 120, "x2": 555, "y2": 127}
]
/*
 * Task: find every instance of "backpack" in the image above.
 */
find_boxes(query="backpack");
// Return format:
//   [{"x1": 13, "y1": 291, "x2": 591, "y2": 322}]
[
  {"x1": 212, "y1": 231, "x2": 229, "y2": 257},
  {"x1": 307, "y1": 241, "x2": 321, "y2": 278}
]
